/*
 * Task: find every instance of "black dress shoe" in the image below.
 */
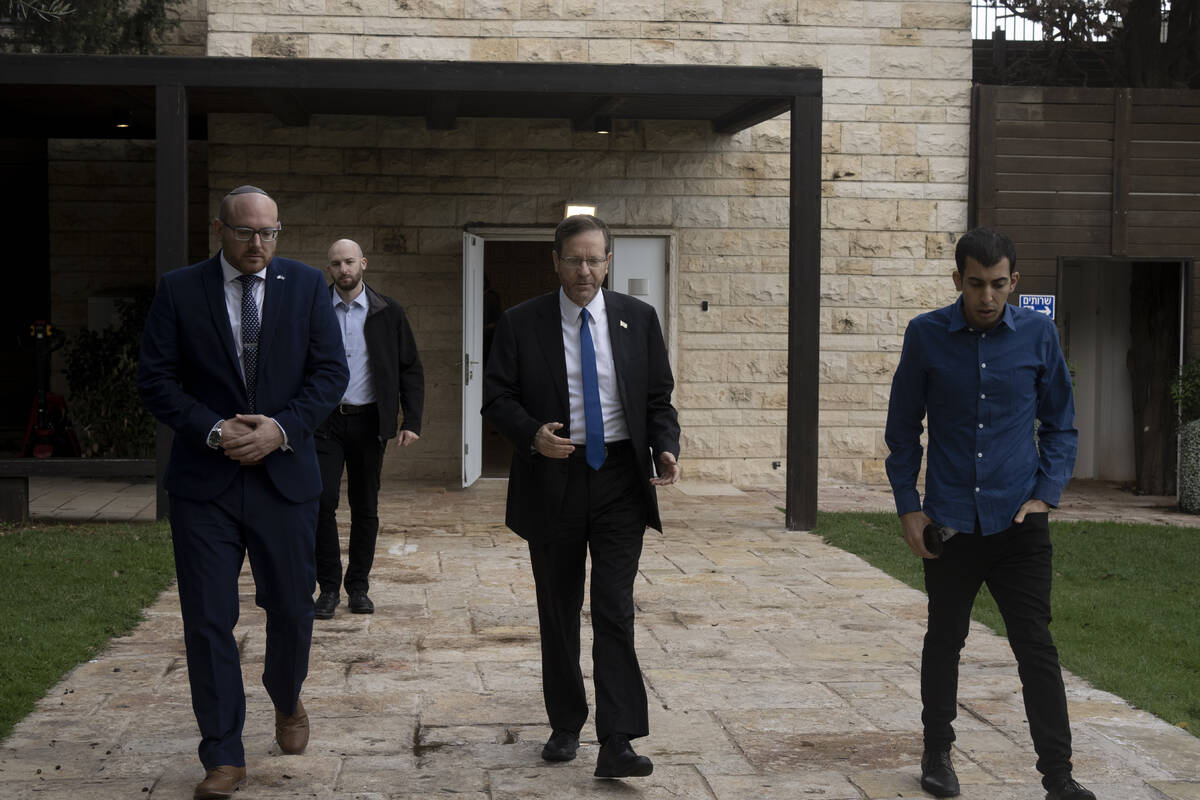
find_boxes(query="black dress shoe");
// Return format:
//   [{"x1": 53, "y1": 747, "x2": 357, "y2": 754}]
[
  {"x1": 920, "y1": 748, "x2": 960, "y2": 797},
  {"x1": 1045, "y1": 777, "x2": 1097, "y2": 800},
  {"x1": 348, "y1": 591, "x2": 374, "y2": 614},
  {"x1": 540, "y1": 729, "x2": 579, "y2": 762},
  {"x1": 314, "y1": 590, "x2": 339, "y2": 620},
  {"x1": 594, "y1": 734, "x2": 653, "y2": 778}
]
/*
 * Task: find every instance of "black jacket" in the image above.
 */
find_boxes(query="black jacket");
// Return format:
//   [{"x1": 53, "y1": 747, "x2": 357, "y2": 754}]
[
  {"x1": 331, "y1": 283, "x2": 424, "y2": 440},
  {"x1": 481, "y1": 289, "x2": 679, "y2": 540}
]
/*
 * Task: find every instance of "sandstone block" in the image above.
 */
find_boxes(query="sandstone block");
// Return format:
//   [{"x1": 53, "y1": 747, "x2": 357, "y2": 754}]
[
  {"x1": 681, "y1": 427, "x2": 721, "y2": 458},
  {"x1": 589, "y1": 37, "x2": 631, "y2": 61},
  {"x1": 517, "y1": 36, "x2": 588, "y2": 61},
  {"x1": 900, "y1": 2, "x2": 971, "y2": 30},
  {"x1": 730, "y1": 274, "x2": 786, "y2": 305},
  {"x1": 726, "y1": 350, "x2": 787, "y2": 383},
  {"x1": 916, "y1": 123, "x2": 969, "y2": 156},
  {"x1": 819, "y1": 426, "x2": 876, "y2": 457},
  {"x1": 896, "y1": 198, "x2": 937, "y2": 230},
  {"x1": 721, "y1": 426, "x2": 783, "y2": 457},
  {"x1": 665, "y1": 0, "x2": 720, "y2": 21},
  {"x1": 362, "y1": 36, "x2": 473, "y2": 59},
  {"x1": 207, "y1": 32, "x2": 252, "y2": 56},
  {"x1": 839, "y1": 122, "x2": 880, "y2": 155},
  {"x1": 826, "y1": 43, "x2": 870, "y2": 77},
  {"x1": 686, "y1": 458, "x2": 732, "y2": 483},
  {"x1": 827, "y1": 197, "x2": 899, "y2": 231},
  {"x1": 859, "y1": 155, "x2": 896, "y2": 181},
  {"x1": 729, "y1": 197, "x2": 788, "y2": 228},
  {"x1": 871, "y1": 44, "x2": 929, "y2": 78},
  {"x1": 818, "y1": 457, "x2": 863, "y2": 483},
  {"x1": 846, "y1": 351, "x2": 900, "y2": 383},
  {"x1": 605, "y1": 0, "x2": 664, "y2": 18},
  {"x1": 893, "y1": 275, "x2": 951, "y2": 307},
  {"x1": 860, "y1": 457, "x2": 889, "y2": 485},
  {"x1": 674, "y1": 197, "x2": 730, "y2": 228},
  {"x1": 848, "y1": 275, "x2": 893, "y2": 307},
  {"x1": 820, "y1": 382, "x2": 872, "y2": 409}
]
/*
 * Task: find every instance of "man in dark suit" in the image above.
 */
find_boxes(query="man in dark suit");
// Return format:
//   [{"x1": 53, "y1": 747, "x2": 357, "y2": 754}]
[
  {"x1": 481, "y1": 214, "x2": 680, "y2": 779},
  {"x1": 137, "y1": 186, "x2": 348, "y2": 800},
  {"x1": 314, "y1": 238, "x2": 424, "y2": 619}
]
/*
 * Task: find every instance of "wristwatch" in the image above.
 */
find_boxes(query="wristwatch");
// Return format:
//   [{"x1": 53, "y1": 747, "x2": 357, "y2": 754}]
[{"x1": 206, "y1": 421, "x2": 224, "y2": 450}]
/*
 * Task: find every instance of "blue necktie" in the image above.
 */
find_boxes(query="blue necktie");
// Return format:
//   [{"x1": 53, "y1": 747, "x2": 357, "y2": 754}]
[
  {"x1": 238, "y1": 274, "x2": 260, "y2": 413},
  {"x1": 579, "y1": 308, "x2": 605, "y2": 470}
]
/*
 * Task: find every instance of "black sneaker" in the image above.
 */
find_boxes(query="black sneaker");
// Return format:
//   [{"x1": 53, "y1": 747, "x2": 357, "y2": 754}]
[
  {"x1": 1045, "y1": 777, "x2": 1097, "y2": 800},
  {"x1": 314, "y1": 590, "x2": 339, "y2": 620},
  {"x1": 348, "y1": 591, "x2": 374, "y2": 614},
  {"x1": 920, "y1": 748, "x2": 960, "y2": 797}
]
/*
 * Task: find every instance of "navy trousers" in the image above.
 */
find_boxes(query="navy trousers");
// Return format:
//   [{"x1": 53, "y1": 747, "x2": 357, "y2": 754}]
[
  {"x1": 170, "y1": 467, "x2": 317, "y2": 769},
  {"x1": 921, "y1": 512, "x2": 1074, "y2": 786},
  {"x1": 526, "y1": 443, "x2": 649, "y2": 744}
]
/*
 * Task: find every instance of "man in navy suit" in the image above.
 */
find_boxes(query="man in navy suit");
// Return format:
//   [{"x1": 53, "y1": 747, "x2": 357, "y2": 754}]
[
  {"x1": 137, "y1": 186, "x2": 348, "y2": 800},
  {"x1": 482, "y1": 214, "x2": 680, "y2": 779}
]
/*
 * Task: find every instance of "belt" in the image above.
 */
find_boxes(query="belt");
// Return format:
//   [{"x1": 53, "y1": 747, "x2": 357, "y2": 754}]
[
  {"x1": 337, "y1": 402, "x2": 376, "y2": 416},
  {"x1": 568, "y1": 439, "x2": 633, "y2": 460}
]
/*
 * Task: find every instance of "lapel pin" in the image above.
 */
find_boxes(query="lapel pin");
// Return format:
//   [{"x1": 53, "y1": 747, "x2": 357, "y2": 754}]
[
  {"x1": 619, "y1": 320, "x2": 628, "y2": 328},
  {"x1": 276, "y1": 274, "x2": 285, "y2": 280}
]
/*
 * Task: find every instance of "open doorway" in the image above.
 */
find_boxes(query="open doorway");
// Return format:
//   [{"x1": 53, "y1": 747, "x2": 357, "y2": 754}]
[
  {"x1": 481, "y1": 239, "x2": 560, "y2": 478},
  {"x1": 1058, "y1": 258, "x2": 1189, "y2": 494}
]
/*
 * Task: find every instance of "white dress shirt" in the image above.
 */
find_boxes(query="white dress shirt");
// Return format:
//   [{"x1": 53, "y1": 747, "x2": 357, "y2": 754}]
[
  {"x1": 214, "y1": 252, "x2": 288, "y2": 449},
  {"x1": 332, "y1": 286, "x2": 376, "y2": 405},
  {"x1": 559, "y1": 288, "x2": 630, "y2": 445},
  {"x1": 220, "y1": 253, "x2": 265, "y2": 385}
]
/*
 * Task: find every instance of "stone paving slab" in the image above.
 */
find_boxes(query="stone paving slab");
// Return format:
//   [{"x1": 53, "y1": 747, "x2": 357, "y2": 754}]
[{"x1": 3, "y1": 478, "x2": 1198, "y2": 799}]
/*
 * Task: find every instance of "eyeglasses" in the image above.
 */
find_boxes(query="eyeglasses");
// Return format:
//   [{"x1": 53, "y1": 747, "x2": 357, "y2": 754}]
[
  {"x1": 559, "y1": 256, "x2": 609, "y2": 270},
  {"x1": 221, "y1": 221, "x2": 282, "y2": 242}
]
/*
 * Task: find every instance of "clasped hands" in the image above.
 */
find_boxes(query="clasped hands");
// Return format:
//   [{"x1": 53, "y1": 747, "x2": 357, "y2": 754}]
[
  {"x1": 220, "y1": 414, "x2": 284, "y2": 466},
  {"x1": 533, "y1": 422, "x2": 679, "y2": 486}
]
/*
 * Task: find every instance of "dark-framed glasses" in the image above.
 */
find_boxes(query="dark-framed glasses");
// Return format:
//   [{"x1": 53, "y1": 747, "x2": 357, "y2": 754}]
[
  {"x1": 222, "y1": 220, "x2": 282, "y2": 242},
  {"x1": 559, "y1": 256, "x2": 609, "y2": 269}
]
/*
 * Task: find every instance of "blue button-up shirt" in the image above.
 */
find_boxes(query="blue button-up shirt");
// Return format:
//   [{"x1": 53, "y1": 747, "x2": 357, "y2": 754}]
[
  {"x1": 333, "y1": 288, "x2": 376, "y2": 406},
  {"x1": 884, "y1": 297, "x2": 1078, "y2": 535}
]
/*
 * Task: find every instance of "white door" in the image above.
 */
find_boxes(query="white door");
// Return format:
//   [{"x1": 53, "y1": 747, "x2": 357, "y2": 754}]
[
  {"x1": 462, "y1": 233, "x2": 484, "y2": 487},
  {"x1": 611, "y1": 236, "x2": 668, "y2": 333}
]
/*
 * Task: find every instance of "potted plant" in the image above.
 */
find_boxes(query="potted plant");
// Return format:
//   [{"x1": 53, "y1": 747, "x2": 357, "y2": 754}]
[{"x1": 1170, "y1": 359, "x2": 1200, "y2": 513}]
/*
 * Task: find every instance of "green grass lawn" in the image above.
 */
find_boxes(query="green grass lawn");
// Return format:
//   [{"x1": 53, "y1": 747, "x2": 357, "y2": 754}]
[
  {"x1": 0, "y1": 521, "x2": 175, "y2": 742},
  {"x1": 815, "y1": 511, "x2": 1200, "y2": 735}
]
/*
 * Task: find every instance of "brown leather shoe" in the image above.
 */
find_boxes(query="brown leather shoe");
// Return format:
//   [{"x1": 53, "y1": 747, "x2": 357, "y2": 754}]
[
  {"x1": 275, "y1": 698, "x2": 310, "y2": 754},
  {"x1": 194, "y1": 765, "x2": 246, "y2": 799}
]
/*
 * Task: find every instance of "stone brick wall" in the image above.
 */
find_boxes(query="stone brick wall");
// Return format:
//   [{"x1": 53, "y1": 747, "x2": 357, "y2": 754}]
[{"x1": 204, "y1": 0, "x2": 973, "y2": 488}]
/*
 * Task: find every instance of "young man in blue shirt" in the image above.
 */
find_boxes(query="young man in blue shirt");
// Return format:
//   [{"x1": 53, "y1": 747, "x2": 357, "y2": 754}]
[{"x1": 885, "y1": 228, "x2": 1095, "y2": 800}]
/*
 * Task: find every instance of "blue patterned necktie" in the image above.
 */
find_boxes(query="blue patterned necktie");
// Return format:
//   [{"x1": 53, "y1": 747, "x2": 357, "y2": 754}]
[
  {"x1": 238, "y1": 274, "x2": 260, "y2": 413},
  {"x1": 579, "y1": 308, "x2": 605, "y2": 470}
]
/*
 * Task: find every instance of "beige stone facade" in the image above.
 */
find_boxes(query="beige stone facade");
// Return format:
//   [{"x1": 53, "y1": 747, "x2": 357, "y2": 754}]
[{"x1": 50, "y1": 1, "x2": 971, "y2": 486}]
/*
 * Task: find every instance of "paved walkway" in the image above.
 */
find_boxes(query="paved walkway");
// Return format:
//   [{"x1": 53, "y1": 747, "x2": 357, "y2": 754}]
[{"x1": 2, "y1": 477, "x2": 1197, "y2": 799}]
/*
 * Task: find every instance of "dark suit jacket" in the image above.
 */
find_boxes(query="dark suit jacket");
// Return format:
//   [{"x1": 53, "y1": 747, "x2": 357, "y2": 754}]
[
  {"x1": 481, "y1": 289, "x2": 680, "y2": 541},
  {"x1": 328, "y1": 283, "x2": 424, "y2": 439},
  {"x1": 137, "y1": 254, "x2": 349, "y2": 504}
]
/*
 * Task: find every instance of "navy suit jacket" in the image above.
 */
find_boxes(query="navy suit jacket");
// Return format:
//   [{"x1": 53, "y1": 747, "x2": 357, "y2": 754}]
[
  {"x1": 481, "y1": 289, "x2": 680, "y2": 541},
  {"x1": 137, "y1": 254, "x2": 349, "y2": 504}
]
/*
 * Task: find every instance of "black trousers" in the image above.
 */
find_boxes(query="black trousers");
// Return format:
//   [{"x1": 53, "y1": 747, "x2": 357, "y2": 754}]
[
  {"x1": 921, "y1": 512, "x2": 1073, "y2": 786},
  {"x1": 315, "y1": 407, "x2": 385, "y2": 594},
  {"x1": 170, "y1": 468, "x2": 317, "y2": 769},
  {"x1": 526, "y1": 443, "x2": 649, "y2": 744}
]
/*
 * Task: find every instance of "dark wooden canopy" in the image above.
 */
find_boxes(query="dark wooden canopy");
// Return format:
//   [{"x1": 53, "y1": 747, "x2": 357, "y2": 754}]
[{"x1": 0, "y1": 54, "x2": 822, "y2": 529}]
